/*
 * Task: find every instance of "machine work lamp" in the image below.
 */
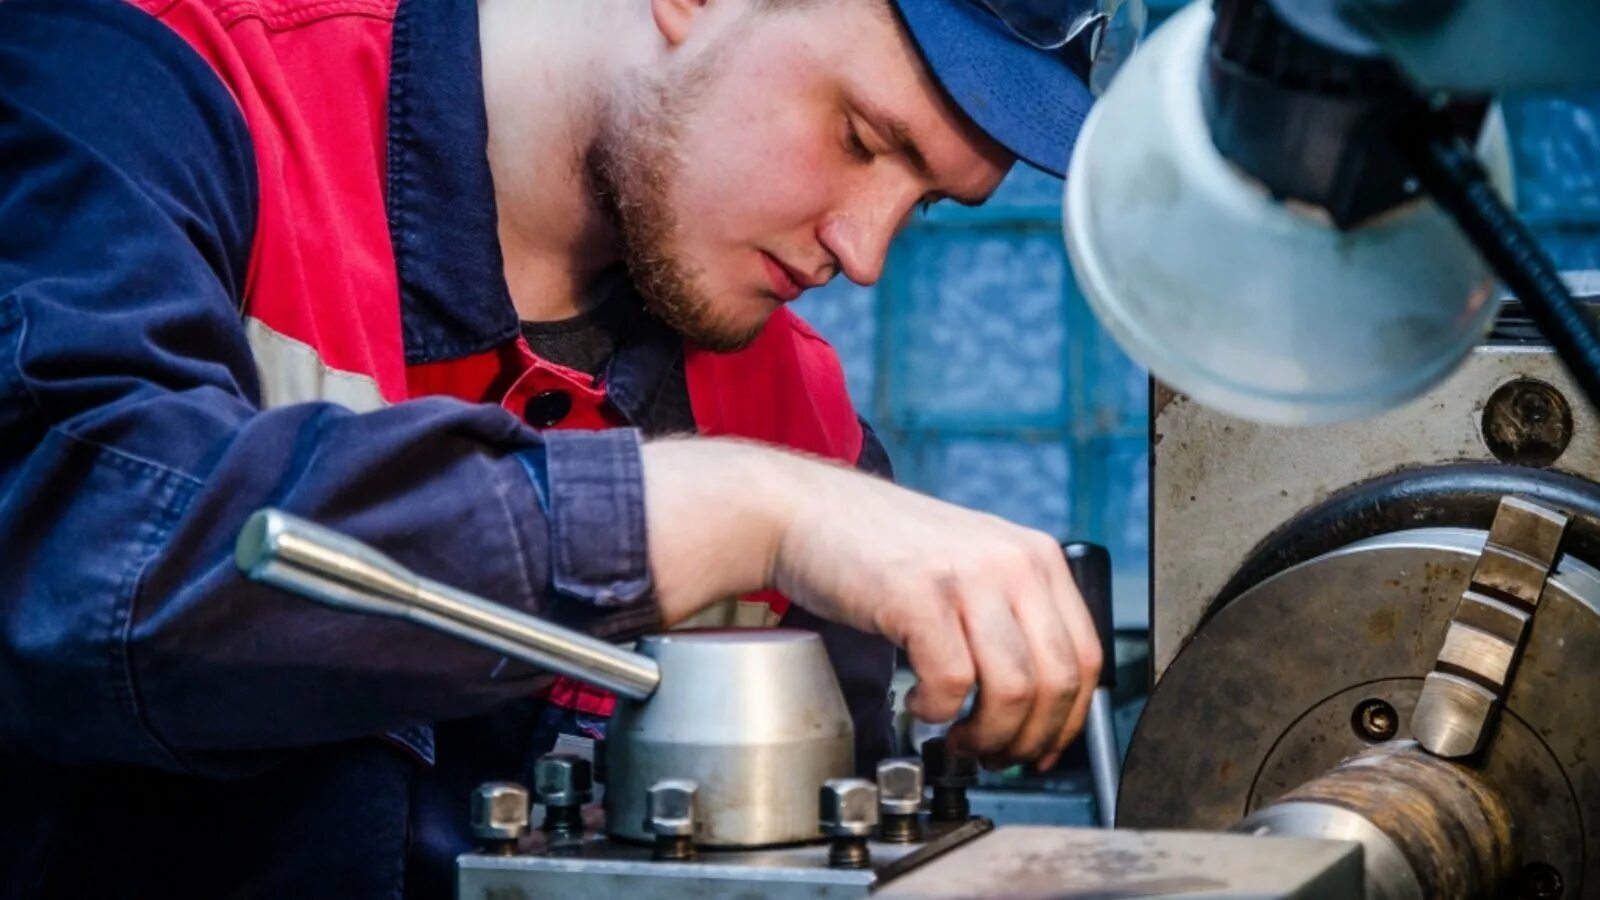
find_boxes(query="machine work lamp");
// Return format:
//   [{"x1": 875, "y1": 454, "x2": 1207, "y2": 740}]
[{"x1": 1062, "y1": 0, "x2": 1600, "y2": 424}]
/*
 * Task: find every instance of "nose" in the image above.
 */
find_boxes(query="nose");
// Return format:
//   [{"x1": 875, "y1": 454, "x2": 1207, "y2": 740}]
[{"x1": 817, "y1": 198, "x2": 905, "y2": 288}]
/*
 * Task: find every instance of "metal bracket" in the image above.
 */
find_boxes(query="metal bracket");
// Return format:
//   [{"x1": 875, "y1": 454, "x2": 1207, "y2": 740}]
[{"x1": 1411, "y1": 496, "x2": 1569, "y2": 758}]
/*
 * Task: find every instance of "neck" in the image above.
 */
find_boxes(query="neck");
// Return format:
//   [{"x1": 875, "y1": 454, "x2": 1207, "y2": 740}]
[{"x1": 478, "y1": 0, "x2": 647, "y2": 322}]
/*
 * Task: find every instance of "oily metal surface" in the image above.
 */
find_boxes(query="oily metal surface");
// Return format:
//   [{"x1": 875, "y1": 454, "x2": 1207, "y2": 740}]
[
  {"x1": 1247, "y1": 679, "x2": 1581, "y2": 889},
  {"x1": 1151, "y1": 338, "x2": 1600, "y2": 679},
  {"x1": 1120, "y1": 528, "x2": 1600, "y2": 895}
]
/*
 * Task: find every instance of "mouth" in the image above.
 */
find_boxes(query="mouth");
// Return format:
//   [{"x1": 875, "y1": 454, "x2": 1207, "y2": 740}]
[{"x1": 760, "y1": 252, "x2": 812, "y2": 303}]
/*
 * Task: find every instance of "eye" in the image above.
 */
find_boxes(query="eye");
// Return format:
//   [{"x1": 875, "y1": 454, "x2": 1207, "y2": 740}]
[{"x1": 844, "y1": 119, "x2": 874, "y2": 163}]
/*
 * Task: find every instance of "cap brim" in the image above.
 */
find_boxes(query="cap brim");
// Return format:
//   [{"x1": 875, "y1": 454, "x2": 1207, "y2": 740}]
[{"x1": 892, "y1": 0, "x2": 1094, "y2": 178}]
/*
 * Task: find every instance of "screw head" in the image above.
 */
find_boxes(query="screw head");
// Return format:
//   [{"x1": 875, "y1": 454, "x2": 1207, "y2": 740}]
[
  {"x1": 820, "y1": 778, "x2": 879, "y2": 838},
  {"x1": 921, "y1": 737, "x2": 977, "y2": 788},
  {"x1": 876, "y1": 757, "x2": 925, "y2": 816},
  {"x1": 1483, "y1": 378, "x2": 1572, "y2": 467},
  {"x1": 1352, "y1": 698, "x2": 1399, "y2": 742},
  {"x1": 646, "y1": 779, "x2": 699, "y2": 838},
  {"x1": 534, "y1": 752, "x2": 594, "y2": 807},
  {"x1": 470, "y1": 782, "x2": 530, "y2": 842},
  {"x1": 1517, "y1": 862, "x2": 1564, "y2": 900}
]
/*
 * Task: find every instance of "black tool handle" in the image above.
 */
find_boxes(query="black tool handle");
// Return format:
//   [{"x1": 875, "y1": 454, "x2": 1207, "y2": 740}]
[{"x1": 1063, "y1": 542, "x2": 1116, "y2": 688}]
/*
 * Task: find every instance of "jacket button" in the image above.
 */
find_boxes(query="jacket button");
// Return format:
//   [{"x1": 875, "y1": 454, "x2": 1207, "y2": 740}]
[{"x1": 523, "y1": 390, "x2": 573, "y2": 428}]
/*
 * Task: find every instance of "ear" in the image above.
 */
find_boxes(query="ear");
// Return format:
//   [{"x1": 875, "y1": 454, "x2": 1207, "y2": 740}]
[{"x1": 650, "y1": 0, "x2": 711, "y2": 48}]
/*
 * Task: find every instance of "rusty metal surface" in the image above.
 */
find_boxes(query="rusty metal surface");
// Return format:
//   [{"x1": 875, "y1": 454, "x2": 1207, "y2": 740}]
[
  {"x1": 1151, "y1": 344, "x2": 1600, "y2": 679},
  {"x1": 874, "y1": 826, "x2": 1362, "y2": 899},
  {"x1": 1413, "y1": 497, "x2": 1569, "y2": 757},
  {"x1": 1261, "y1": 743, "x2": 1517, "y2": 899},
  {"x1": 1121, "y1": 528, "x2": 1600, "y2": 896}
]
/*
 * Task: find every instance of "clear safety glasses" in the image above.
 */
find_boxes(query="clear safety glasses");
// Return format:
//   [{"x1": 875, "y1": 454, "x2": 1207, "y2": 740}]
[{"x1": 969, "y1": 0, "x2": 1149, "y2": 95}]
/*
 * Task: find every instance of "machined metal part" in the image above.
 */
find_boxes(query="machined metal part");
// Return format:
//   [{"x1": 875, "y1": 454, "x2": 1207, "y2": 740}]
[
  {"x1": 1152, "y1": 306, "x2": 1600, "y2": 680},
  {"x1": 820, "y1": 778, "x2": 879, "y2": 869},
  {"x1": 1235, "y1": 742, "x2": 1516, "y2": 900},
  {"x1": 234, "y1": 509, "x2": 661, "y2": 699},
  {"x1": 1413, "y1": 497, "x2": 1568, "y2": 757},
  {"x1": 647, "y1": 779, "x2": 698, "y2": 861},
  {"x1": 1121, "y1": 528, "x2": 1600, "y2": 896},
  {"x1": 457, "y1": 814, "x2": 990, "y2": 900},
  {"x1": 1085, "y1": 687, "x2": 1120, "y2": 827},
  {"x1": 876, "y1": 758, "x2": 924, "y2": 843},
  {"x1": 874, "y1": 826, "x2": 1363, "y2": 899},
  {"x1": 920, "y1": 737, "x2": 976, "y2": 823},
  {"x1": 535, "y1": 753, "x2": 592, "y2": 836},
  {"x1": 470, "y1": 782, "x2": 530, "y2": 850},
  {"x1": 605, "y1": 630, "x2": 854, "y2": 848}
]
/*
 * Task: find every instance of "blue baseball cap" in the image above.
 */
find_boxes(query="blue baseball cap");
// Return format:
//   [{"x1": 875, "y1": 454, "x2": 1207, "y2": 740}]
[{"x1": 890, "y1": 0, "x2": 1104, "y2": 177}]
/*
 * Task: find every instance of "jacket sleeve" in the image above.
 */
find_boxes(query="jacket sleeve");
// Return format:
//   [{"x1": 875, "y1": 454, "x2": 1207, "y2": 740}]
[{"x1": 0, "y1": 0, "x2": 658, "y2": 777}]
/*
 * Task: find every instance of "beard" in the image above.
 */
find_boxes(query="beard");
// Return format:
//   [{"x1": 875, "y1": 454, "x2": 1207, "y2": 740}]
[{"x1": 585, "y1": 43, "x2": 769, "y2": 353}]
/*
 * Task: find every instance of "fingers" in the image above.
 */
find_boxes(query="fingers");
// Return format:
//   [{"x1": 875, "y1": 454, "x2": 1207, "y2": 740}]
[
  {"x1": 1043, "y1": 549, "x2": 1103, "y2": 769},
  {"x1": 897, "y1": 598, "x2": 977, "y2": 724},
  {"x1": 998, "y1": 573, "x2": 1083, "y2": 769},
  {"x1": 944, "y1": 589, "x2": 1034, "y2": 761}
]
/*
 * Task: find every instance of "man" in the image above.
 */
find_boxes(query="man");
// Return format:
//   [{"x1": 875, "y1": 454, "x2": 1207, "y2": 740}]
[{"x1": 0, "y1": 0, "x2": 1103, "y2": 895}]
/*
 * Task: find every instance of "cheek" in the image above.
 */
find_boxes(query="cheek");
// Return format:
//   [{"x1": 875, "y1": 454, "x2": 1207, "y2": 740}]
[{"x1": 668, "y1": 84, "x2": 842, "y2": 249}]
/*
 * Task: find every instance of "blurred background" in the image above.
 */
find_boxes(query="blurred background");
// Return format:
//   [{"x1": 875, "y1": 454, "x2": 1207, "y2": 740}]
[{"x1": 793, "y1": 4, "x2": 1600, "y2": 819}]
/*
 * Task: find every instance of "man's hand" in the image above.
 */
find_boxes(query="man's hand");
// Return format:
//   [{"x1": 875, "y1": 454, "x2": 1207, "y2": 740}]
[{"x1": 641, "y1": 438, "x2": 1101, "y2": 771}]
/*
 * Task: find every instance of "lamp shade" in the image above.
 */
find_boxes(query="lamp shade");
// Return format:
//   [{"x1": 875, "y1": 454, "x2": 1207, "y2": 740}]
[{"x1": 1063, "y1": 0, "x2": 1510, "y2": 425}]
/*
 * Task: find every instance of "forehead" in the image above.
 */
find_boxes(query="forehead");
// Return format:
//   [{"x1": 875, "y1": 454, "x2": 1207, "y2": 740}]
[{"x1": 751, "y1": 1, "x2": 1013, "y2": 195}]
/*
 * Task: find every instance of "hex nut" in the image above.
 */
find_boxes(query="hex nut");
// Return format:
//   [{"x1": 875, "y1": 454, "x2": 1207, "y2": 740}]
[
  {"x1": 921, "y1": 737, "x2": 978, "y2": 787},
  {"x1": 471, "y1": 782, "x2": 530, "y2": 842},
  {"x1": 876, "y1": 758, "x2": 925, "y2": 816},
  {"x1": 646, "y1": 779, "x2": 699, "y2": 838},
  {"x1": 819, "y1": 778, "x2": 879, "y2": 838},
  {"x1": 534, "y1": 753, "x2": 594, "y2": 807}
]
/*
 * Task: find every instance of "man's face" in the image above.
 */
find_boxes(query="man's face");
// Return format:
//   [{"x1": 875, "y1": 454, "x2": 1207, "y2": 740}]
[{"x1": 590, "y1": 0, "x2": 1014, "y2": 351}]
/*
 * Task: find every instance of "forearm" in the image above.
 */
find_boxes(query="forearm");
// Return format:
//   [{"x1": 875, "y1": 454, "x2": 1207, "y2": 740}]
[{"x1": 640, "y1": 436, "x2": 805, "y2": 625}]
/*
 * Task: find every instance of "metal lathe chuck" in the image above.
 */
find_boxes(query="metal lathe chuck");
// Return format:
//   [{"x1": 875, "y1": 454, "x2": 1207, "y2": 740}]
[{"x1": 1119, "y1": 526, "x2": 1600, "y2": 898}]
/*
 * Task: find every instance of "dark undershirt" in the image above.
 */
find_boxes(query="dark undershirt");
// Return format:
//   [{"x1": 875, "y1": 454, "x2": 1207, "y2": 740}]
[{"x1": 519, "y1": 293, "x2": 697, "y2": 434}]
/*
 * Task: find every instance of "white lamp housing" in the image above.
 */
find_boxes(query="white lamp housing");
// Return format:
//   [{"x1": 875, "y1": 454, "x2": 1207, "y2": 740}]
[{"x1": 1064, "y1": 0, "x2": 1512, "y2": 425}]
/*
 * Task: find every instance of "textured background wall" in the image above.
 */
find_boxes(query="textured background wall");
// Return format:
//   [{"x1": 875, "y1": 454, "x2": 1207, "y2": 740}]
[{"x1": 796, "y1": 78, "x2": 1600, "y2": 628}]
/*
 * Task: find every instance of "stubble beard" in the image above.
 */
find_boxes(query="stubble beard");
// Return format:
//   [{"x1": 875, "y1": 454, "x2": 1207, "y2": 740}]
[{"x1": 586, "y1": 48, "x2": 769, "y2": 353}]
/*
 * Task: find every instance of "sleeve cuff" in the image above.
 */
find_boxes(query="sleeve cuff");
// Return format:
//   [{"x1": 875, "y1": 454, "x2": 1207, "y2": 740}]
[{"x1": 513, "y1": 429, "x2": 659, "y2": 640}]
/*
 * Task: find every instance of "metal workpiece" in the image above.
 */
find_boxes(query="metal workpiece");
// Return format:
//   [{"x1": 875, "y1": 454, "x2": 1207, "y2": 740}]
[
  {"x1": 874, "y1": 826, "x2": 1363, "y2": 899},
  {"x1": 470, "y1": 782, "x2": 530, "y2": 851},
  {"x1": 1414, "y1": 496, "x2": 1569, "y2": 757},
  {"x1": 604, "y1": 630, "x2": 854, "y2": 848},
  {"x1": 534, "y1": 753, "x2": 592, "y2": 836},
  {"x1": 1151, "y1": 332, "x2": 1600, "y2": 681},
  {"x1": 820, "y1": 778, "x2": 879, "y2": 869},
  {"x1": 919, "y1": 737, "x2": 976, "y2": 823},
  {"x1": 875, "y1": 758, "x2": 923, "y2": 842},
  {"x1": 1120, "y1": 528, "x2": 1600, "y2": 896},
  {"x1": 1237, "y1": 743, "x2": 1517, "y2": 900},
  {"x1": 233, "y1": 509, "x2": 661, "y2": 700},
  {"x1": 647, "y1": 779, "x2": 698, "y2": 861},
  {"x1": 1084, "y1": 688, "x2": 1120, "y2": 827}
]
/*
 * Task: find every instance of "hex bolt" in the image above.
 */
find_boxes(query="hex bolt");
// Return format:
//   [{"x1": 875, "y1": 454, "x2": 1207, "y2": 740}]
[
  {"x1": 921, "y1": 737, "x2": 977, "y2": 822},
  {"x1": 534, "y1": 752, "x2": 593, "y2": 837},
  {"x1": 1352, "y1": 698, "x2": 1399, "y2": 742},
  {"x1": 876, "y1": 757, "x2": 924, "y2": 842},
  {"x1": 470, "y1": 782, "x2": 530, "y2": 854},
  {"x1": 646, "y1": 779, "x2": 698, "y2": 861},
  {"x1": 820, "y1": 778, "x2": 879, "y2": 869}
]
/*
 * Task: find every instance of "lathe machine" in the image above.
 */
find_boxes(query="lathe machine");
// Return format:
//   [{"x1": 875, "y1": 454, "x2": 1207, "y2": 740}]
[{"x1": 237, "y1": 282, "x2": 1600, "y2": 899}]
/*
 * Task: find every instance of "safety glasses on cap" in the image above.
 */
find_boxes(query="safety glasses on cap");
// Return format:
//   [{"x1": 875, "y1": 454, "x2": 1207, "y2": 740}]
[{"x1": 969, "y1": 0, "x2": 1148, "y2": 95}]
